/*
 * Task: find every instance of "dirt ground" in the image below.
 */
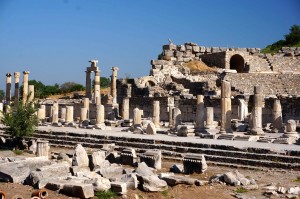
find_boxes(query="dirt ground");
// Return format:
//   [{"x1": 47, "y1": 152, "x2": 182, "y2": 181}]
[{"x1": 0, "y1": 150, "x2": 299, "y2": 199}]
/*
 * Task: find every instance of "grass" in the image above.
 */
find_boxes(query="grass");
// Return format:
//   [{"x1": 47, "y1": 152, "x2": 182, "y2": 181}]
[
  {"x1": 95, "y1": 190, "x2": 116, "y2": 199},
  {"x1": 13, "y1": 150, "x2": 23, "y2": 155},
  {"x1": 234, "y1": 187, "x2": 248, "y2": 194},
  {"x1": 161, "y1": 190, "x2": 169, "y2": 197},
  {"x1": 293, "y1": 176, "x2": 300, "y2": 183}
]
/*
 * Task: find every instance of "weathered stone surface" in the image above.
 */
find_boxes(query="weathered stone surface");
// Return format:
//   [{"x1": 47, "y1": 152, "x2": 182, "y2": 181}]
[
  {"x1": 83, "y1": 172, "x2": 111, "y2": 192},
  {"x1": 62, "y1": 183, "x2": 94, "y2": 198},
  {"x1": 0, "y1": 164, "x2": 30, "y2": 183},
  {"x1": 135, "y1": 162, "x2": 154, "y2": 176},
  {"x1": 70, "y1": 166, "x2": 91, "y2": 176},
  {"x1": 119, "y1": 173, "x2": 138, "y2": 190},
  {"x1": 183, "y1": 153, "x2": 207, "y2": 174},
  {"x1": 287, "y1": 186, "x2": 300, "y2": 195},
  {"x1": 223, "y1": 170, "x2": 251, "y2": 186},
  {"x1": 170, "y1": 164, "x2": 184, "y2": 173},
  {"x1": 72, "y1": 144, "x2": 89, "y2": 167},
  {"x1": 146, "y1": 122, "x2": 157, "y2": 134},
  {"x1": 110, "y1": 182, "x2": 127, "y2": 195},
  {"x1": 89, "y1": 150, "x2": 109, "y2": 170},
  {"x1": 138, "y1": 175, "x2": 168, "y2": 192},
  {"x1": 139, "y1": 150, "x2": 162, "y2": 169},
  {"x1": 97, "y1": 166, "x2": 124, "y2": 179}
]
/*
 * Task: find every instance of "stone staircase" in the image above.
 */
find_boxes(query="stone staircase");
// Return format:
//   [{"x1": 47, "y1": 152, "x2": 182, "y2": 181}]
[{"x1": 2, "y1": 130, "x2": 298, "y2": 170}]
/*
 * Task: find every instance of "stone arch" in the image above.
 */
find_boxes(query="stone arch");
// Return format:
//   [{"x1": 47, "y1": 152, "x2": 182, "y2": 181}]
[
  {"x1": 137, "y1": 76, "x2": 158, "y2": 88},
  {"x1": 230, "y1": 54, "x2": 245, "y2": 73}
]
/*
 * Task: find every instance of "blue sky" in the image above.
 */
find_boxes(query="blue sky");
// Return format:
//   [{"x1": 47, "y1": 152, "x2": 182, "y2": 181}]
[{"x1": 0, "y1": 0, "x2": 299, "y2": 91}]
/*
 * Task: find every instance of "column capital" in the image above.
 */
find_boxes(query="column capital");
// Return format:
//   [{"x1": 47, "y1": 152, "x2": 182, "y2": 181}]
[
  {"x1": 89, "y1": 60, "x2": 98, "y2": 68},
  {"x1": 23, "y1": 71, "x2": 30, "y2": 75},
  {"x1": 6, "y1": 73, "x2": 12, "y2": 77},
  {"x1": 111, "y1": 66, "x2": 119, "y2": 71},
  {"x1": 14, "y1": 72, "x2": 20, "y2": 78}
]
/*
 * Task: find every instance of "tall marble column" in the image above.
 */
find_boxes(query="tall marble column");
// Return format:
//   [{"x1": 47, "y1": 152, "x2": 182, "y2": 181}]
[
  {"x1": 220, "y1": 80, "x2": 232, "y2": 134},
  {"x1": 66, "y1": 106, "x2": 74, "y2": 123},
  {"x1": 94, "y1": 70, "x2": 101, "y2": 105},
  {"x1": 28, "y1": 85, "x2": 34, "y2": 104},
  {"x1": 85, "y1": 70, "x2": 92, "y2": 100},
  {"x1": 52, "y1": 103, "x2": 59, "y2": 124},
  {"x1": 250, "y1": 86, "x2": 264, "y2": 135},
  {"x1": 14, "y1": 72, "x2": 20, "y2": 108},
  {"x1": 272, "y1": 99, "x2": 283, "y2": 133},
  {"x1": 205, "y1": 107, "x2": 215, "y2": 129},
  {"x1": 122, "y1": 98, "x2": 130, "y2": 120},
  {"x1": 22, "y1": 71, "x2": 30, "y2": 105},
  {"x1": 83, "y1": 98, "x2": 90, "y2": 119},
  {"x1": 238, "y1": 99, "x2": 248, "y2": 121},
  {"x1": 195, "y1": 95, "x2": 205, "y2": 132},
  {"x1": 153, "y1": 101, "x2": 160, "y2": 128},
  {"x1": 60, "y1": 107, "x2": 66, "y2": 122},
  {"x1": 95, "y1": 104, "x2": 105, "y2": 127},
  {"x1": 111, "y1": 67, "x2": 119, "y2": 104},
  {"x1": 5, "y1": 73, "x2": 12, "y2": 104}
]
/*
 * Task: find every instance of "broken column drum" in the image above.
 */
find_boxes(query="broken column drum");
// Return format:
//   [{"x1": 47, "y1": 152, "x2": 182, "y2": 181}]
[
  {"x1": 283, "y1": 119, "x2": 299, "y2": 138},
  {"x1": 5, "y1": 73, "x2": 12, "y2": 104},
  {"x1": 220, "y1": 80, "x2": 232, "y2": 134},
  {"x1": 80, "y1": 108, "x2": 88, "y2": 122},
  {"x1": 238, "y1": 98, "x2": 248, "y2": 121},
  {"x1": 66, "y1": 106, "x2": 74, "y2": 123},
  {"x1": 133, "y1": 108, "x2": 142, "y2": 127},
  {"x1": 14, "y1": 72, "x2": 20, "y2": 108},
  {"x1": 96, "y1": 104, "x2": 105, "y2": 125},
  {"x1": 36, "y1": 140, "x2": 49, "y2": 157},
  {"x1": 153, "y1": 101, "x2": 160, "y2": 128},
  {"x1": 195, "y1": 95, "x2": 205, "y2": 132},
  {"x1": 205, "y1": 107, "x2": 215, "y2": 129},
  {"x1": 272, "y1": 99, "x2": 283, "y2": 133},
  {"x1": 249, "y1": 86, "x2": 264, "y2": 135},
  {"x1": 22, "y1": 71, "x2": 30, "y2": 105},
  {"x1": 111, "y1": 67, "x2": 119, "y2": 104}
]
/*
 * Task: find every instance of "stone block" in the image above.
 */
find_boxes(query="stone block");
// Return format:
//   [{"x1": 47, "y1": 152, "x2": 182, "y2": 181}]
[
  {"x1": 170, "y1": 164, "x2": 184, "y2": 173},
  {"x1": 192, "y1": 46, "x2": 200, "y2": 52},
  {"x1": 137, "y1": 175, "x2": 168, "y2": 192},
  {"x1": 135, "y1": 162, "x2": 154, "y2": 176},
  {"x1": 119, "y1": 173, "x2": 138, "y2": 190},
  {"x1": 183, "y1": 153, "x2": 207, "y2": 174},
  {"x1": 72, "y1": 144, "x2": 89, "y2": 167},
  {"x1": 146, "y1": 122, "x2": 156, "y2": 134},
  {"x1": 97, "y1": 166, "x2": 124, "y2": 179},
  {"x1": 62, "y1": 183, "x2": 94, "y2": 198},
  {"x1": 120, "y1": 148, "x2": 136, "y2": 166},
  {"x1": 110, "y1": 182, "x2": 127, "y2": 195},
  {"x1": 139, "y1": 150, "x2": 161, "y2": 169},
  {"x1": 163, "y1": 44, "x2": 176, "y2": 51}
]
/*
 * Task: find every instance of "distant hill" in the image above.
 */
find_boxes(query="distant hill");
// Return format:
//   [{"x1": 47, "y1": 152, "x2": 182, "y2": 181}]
[{"x1": 261, "y1": 25, "x2": 300, "y2": 54}]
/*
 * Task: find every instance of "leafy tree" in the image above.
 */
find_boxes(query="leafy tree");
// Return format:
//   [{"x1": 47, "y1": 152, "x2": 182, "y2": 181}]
[
  {"x1": 100, "y1": 77, "x2": 110, "y2": 88},
  {"x1": 262, "y1": 24, "x2": 300, "y2": 53},
  {"x1": 1, "y1": 101, "x2": 38, "y2": 148},
  {"x1": 43, "y1": 84, "x2": 60, "y2": 97},
  {"x1": 60, "y1": 82, "x2": 85, "y2": 93}
]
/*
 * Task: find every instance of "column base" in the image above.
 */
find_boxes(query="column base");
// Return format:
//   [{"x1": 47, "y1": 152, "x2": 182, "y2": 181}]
[{"x1": 249, "y1": 128, "x2": 265, "y2": 135}]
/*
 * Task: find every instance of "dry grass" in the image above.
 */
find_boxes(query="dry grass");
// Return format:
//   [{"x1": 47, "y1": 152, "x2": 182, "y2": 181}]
[
  {"x1": 47, "y1": 87, "x2": 110, "y2": 99},
  {"x1": 183, "y1": 60, "x2": 217, "y2": 72}
]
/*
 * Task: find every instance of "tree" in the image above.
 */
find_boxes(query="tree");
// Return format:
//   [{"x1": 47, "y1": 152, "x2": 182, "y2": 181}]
[
  {"x1": 43, "y1": 84, "x2": 60, "y2": 97},
  {"x1": 100, "y1": 77, "x2": 110, "y2": 88},
  {"x1": 1, "y1": 101, "x2": 38, "y2": 149},
  {"x1": 262, "y1": 24, "x2": 300, "y2": 53},
  {"x1": 60, "y1": 82, "x2": 85, "y2": 93}
]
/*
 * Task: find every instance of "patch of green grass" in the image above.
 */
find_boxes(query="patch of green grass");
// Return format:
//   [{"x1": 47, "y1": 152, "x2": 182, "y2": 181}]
[
  {"x1": 162, "y1": 190, "x2": 169, "y2": 197},
  {"x1": 235, "y1": 187, "x2": 248, "y2": 193},
  {"x1": 13, "y1": 150, "x2": 23, "y2": 155},
  {"x1": 95, "y1": 190, "x2": 116, "y2": 199},
  {"x1": 293, "y1": 176, "x2": 300, "y2": 183}
]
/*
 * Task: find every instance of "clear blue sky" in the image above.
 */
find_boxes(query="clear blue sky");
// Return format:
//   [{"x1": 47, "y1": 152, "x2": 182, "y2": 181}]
[{"x1": 0, "y1": 0, "x2": 299, "y2": 91}]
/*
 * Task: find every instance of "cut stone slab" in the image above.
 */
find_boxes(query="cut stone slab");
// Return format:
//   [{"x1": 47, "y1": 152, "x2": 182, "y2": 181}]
[
  {"x1": 135, "y1": 162, "x2": 154, "y2": 176},
  {"x1": 62, "y1": 183, "x2": 94, "y2": 198},
  {"x1": 146, "y1": 122, "x2": 157, "y2": 134},
  {"x1": 0, "y1": 165, "x2": 30, "y2": 183},
  {"x1": 183, "y1": 153, "x2": 207, "y2": 174},
  {"x1": 137, "y1": 175, "x2": 168, "y2": 192},
  {"x1": 223, "y1": 170, "x2": 251, "y2": 186},
  {"x1": 89, "y1": 150, "x2": 110, "y2": 170},
  {"x1": 72, "y1": 144, "x2": 89, "y2": 167},
  {"x1": 110, "y1": 182, "x2": 127, "y2": 195},
  {"x1": 83, "y1": 172, "x2": 111, "y2": 192},
  {"x1": 139, "y1": 150, "x2": 161, "y2": 169},
  {"x1": 96, "y1": 166, "x2": 124, "y2": 179}
]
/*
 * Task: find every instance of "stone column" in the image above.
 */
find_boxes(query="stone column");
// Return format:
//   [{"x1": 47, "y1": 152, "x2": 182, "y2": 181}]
[
  {"x1": 14, "y1": 72, "x2": 20, "y2": 108},
  {"x1": 22, "y1": 71, "x2": 30, "y2": 105},
  {"x1": 153, "y1": 101, "x2": 160, "y2": 128},
  {"x1": 133, "y1": 108, "x2": 142, "y2": 127},
  {"x1": 80, "y1": 108, "x2": 88, "y2": 122},
  {"x1": 28, "y1": 85, "x2": 34, "y2": 104},
  {"x1": 195, "y1": 95, "x2": 205, "y2": 132},
  {"x1": 205, "y1": 107, "x2": 215, "y2": 129},
  {"x1": 85, "y1": 70, "x2": 92, "y2": 100},
  {"x1": 249, "y1": 86, "x2": 264, "y2": 135},
  {"x1": 83, "y1": 98, "x2": 90, "y2": 119},
  {"x1": 122, "y1": 98, "x2": 130, "y2": 120},
  {"x1": 172, "y1": 107, "x2": 181, "y2": 128},
  {"x1": 0, "y1": 103, "x2": 3, "y2": 121},
  {"x1": 52, "y1": 103, "x2": 59, "y2": 124},
  {"x1": 220, "y1": 80, "x2": 232, "y2": 134},
  {"x1": 66, "y1": 106, "x2": 74, "y2": 123},
  {"x1": 95, "y1": 104, "x2": 105, "y2": 127},
  {"x1": 272, "y1": 99, "x2": 283, "y2": 133},
  {"x1": 5, "y1": 73, "x2": 12, "y2": 104},
  {"x1": 283, "y1": 119, "x2": 299, "y2": 138},
  {"x1": 60, "y1": 107, "x2": 66, "y2": 123},
  {"x1": 111, "y1": 67, "x2": 119, "y2": 104},
  {"x1": 36, "y1": 140, "x2": 49, "y2": 157},
  {"x1": 37, "y1": 108, "x2": 46, "y2": 121},
  {"x1": 94, "y1": 70, "x2": 101, "y2": 105},
  {"x1": 238, "y1": 99, "x2": 248, "y2": 121},
  {"x1": 168, "y1": 97, "x2": 175, "y2": 127}
]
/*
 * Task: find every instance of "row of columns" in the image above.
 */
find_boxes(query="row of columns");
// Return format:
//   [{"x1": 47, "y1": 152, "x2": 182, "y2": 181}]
[{"x1": 5, "y1": 71, "x2": 32, "y2": 107}]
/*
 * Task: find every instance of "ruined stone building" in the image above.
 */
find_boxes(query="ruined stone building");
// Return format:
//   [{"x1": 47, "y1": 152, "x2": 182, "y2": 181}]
[{"x1": 117, "y1": 42, "x2": 300, "y2": 125}]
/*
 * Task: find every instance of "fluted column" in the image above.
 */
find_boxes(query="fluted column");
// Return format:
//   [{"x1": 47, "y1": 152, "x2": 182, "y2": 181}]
[
  {"x1": 94, "y1": 70, "x2": 101, "y2": 105},
  {"x1": 14, "y1": 72, "x2": 20, "y2": 108},
  {"x1": 22, "y1": 71, "x2": 30, "y2": 105},
  {"x1": 220, "y1": 80, "x2": 232, "y2": 134},
  {"x1": 250, "y1": 86, "x2": 264, "y2": 135},
  {"x1": 5, "y1": 73, "x2": 12, "y2": 104},
  {"x1": 111, "y1": 67, "x2": 119, "y2": 104}
]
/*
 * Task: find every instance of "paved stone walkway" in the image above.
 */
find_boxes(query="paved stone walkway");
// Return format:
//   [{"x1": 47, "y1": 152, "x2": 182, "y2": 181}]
[{"x1": 37, "y1": 126, "x2": 300, "y2": 152}]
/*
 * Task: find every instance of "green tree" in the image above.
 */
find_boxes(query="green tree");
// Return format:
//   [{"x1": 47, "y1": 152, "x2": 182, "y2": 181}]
[
  {"x1": 60, "y1": 82, "x2": 85, "y2": 93},
  {"x1": 100, "y1": 77, "x2": 110, "y2": 88},
  {"x1": 262, "y1": 24, "x2": 300, "y2": 53},
  {"x1": 43, "y1": 84, "x2": 60, "y2": 97},
  {"x1": 1, "y1": 101, "x2": 38, "y2": 149}
]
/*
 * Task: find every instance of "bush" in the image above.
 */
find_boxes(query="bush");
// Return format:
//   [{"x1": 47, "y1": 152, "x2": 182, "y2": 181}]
[{"x1": 95, "y1": 190, "x2": 116, "y2": 199}]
